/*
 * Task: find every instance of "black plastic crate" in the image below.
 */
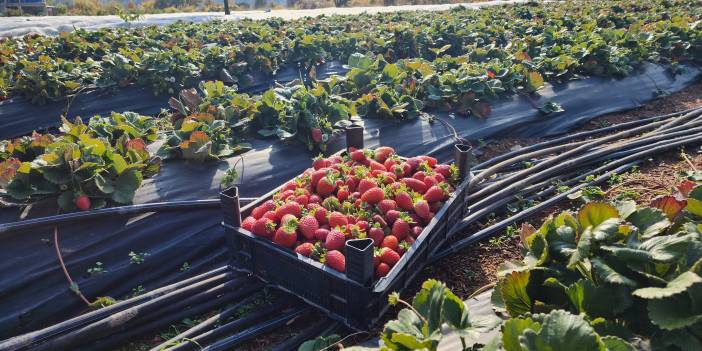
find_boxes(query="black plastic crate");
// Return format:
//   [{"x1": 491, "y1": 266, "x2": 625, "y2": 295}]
[{"x1": 221, "y1": 143, "x2": 471, "y2": 330}]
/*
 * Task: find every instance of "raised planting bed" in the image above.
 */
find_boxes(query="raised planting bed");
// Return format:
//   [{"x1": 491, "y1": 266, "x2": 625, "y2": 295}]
[{"x1": 220, "y1": 127, "x2": 473, "y2": 329}]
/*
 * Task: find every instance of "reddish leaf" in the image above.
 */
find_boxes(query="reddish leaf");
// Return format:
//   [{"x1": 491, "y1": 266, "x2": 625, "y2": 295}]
[
  {"x1": 31, "y1": 132, "x2": 53, "y2": 148},
  {"x1": 677, "y1": 180, "x2": 696, "y2": 198},
  {"x1": 126, "y1": 138, "x2": 147, "y2": 152},
  {"x1": 0, "y1": 158, "x2": 21, "y2": 187},
  {"x1": 650, "y1": 195, "x2": 687, "y2": 221},
  {"x1": 472, "y1": 101, "x2": 492, "y2": 119},
  {"x1": 189, "y1": 112, "x2": 215, "y2": 123}
]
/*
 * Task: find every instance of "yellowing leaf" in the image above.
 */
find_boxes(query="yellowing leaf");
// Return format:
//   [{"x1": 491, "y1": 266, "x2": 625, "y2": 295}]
[{"x1": 577, "y1": 202, "x2": 619, "y2": 230}]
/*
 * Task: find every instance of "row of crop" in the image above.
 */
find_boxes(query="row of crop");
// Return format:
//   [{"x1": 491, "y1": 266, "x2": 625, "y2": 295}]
[
  {"x1": 334, "y1": 174, "x2": 702, "y2": 351},
  {"x1": 0, "y1": 0, "x2": 700, "y2": 104}
]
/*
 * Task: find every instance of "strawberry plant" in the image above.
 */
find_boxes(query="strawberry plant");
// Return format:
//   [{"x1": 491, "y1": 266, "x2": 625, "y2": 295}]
[
  {"x1": 0, "y1": 118, "x2": 161, "y2": 210},
  {"x1": 158, "y1": 113, "x2": 250, "y2": 162},
  {"x1": 87, "y1": 111, "x2": 159, "y2": 144},
  {"x1": 486, "y1": 182, "x2": 702, "y2": 350}
]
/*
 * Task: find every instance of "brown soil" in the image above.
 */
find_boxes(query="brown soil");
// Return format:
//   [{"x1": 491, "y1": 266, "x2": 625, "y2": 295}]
[{"x1": 604, "y1": 153, "x2": 702, "y2": 204}]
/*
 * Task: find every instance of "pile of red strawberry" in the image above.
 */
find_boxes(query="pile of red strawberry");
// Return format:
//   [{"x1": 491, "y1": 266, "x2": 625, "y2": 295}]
[{"x1": 240, "y1": 146, "x2": 457, "y2": 280}]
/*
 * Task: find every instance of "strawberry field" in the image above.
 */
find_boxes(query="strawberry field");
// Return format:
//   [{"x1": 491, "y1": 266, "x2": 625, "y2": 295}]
[{"x1": 0, "y1": 0, "x2": 702, "y2": 350}]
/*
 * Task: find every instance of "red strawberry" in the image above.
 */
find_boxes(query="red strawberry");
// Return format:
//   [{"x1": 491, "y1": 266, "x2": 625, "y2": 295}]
[
  {"x1": 414, "y1": 200, "x2": 431, "y2": 221},
  {"x1": 278, "y1": 190, "x2": 295, "y2": 201},
  {"x1": 314, "y1": 206, "x2": 328, "y2": 224},
  {"x1": 372, "y1": 214, "x2": 388, "y2": 228},
  {"x1": 280, "y1": 213, "x2": 297, "y2": 225},
  {"x1": 434, "y1": 173, "x2": 445, "y2": 183},
  {"x1": 385, "y1": 210, "x2": 401, "y2": 225},
  {"x1": 337, "y1": 186, "x2": 350, "y2": 202},
  {"x1": 273, "y1": 219, "x2": 298, "y2": 248},
  {"x1": 345, "y1": 177, "x2": 357, "y2": 192},
  {"x1": 430, "y1": 201, "x2": 442, "y2": 213},
  {"x1": 381, "y1": 235, "x2": 399, "y2": 251},
  {"x1": 241, "y1": 216, "x2": 256, "y2": 231},
  {"x1": 411, "y1": 226, "x2": 423, "y2": 238},
  {"x1": 275, "y1": 201, "x2": 302, "y2": 221},
  {"x1": 376, "y1": 262, "x2": 391, "y2": 278},
  {"x1": 357, "y1": 178, "x2": 376, "y2": 195},
  {"x1": 309, "y1": 194, "x2": 321, "y2": 204},
  {"x1": 325, "y1": 250, "x2": 345, "y2": 272},
  {"x1": 379, "y1": 247, "x2": 401, "y2": 267},
  {"x1": 295, "y1": 194, "x2": 309, "y2": 206},
  {"x1": 328, "y1": 211, "x2": 349, "y2": 229},
  {"x1": 418, "y1": 155, "x2": 437, "y2": 167},
  {"x1": 311, "y1": 169, "x2": 328, "y2": 188},
  {"x1": 392, "y1": 218, "x2": 410, "y2": 239},
  {"x1": 299, "y1": 216, "x2": 319, "y2": 240},
  {"x1": 316, "y1": 176, "x2": 336, "y2": 196},
  {"x1": 392, "y1": 163, "x2": 408, "y2": 177},
  {"x1": 395, "y1": 192, "x2": 414, "y2": 211},
  {"x1": 295, "y1": 242, "x2": 314, "y2": 257},
  {"x1": 398, "y1": 240, "x2": 411, "y2": 255},
  {"x1": 312, "y1": 155, "x2": 329, "y2": 170},
  {"x1": 434, "y1": 164, "x2": 451, "y2": 178},
  {"x1": 322, "y1": 196, "x2": 340, "y2": 211},
  {"x1": 325, "y1": 229, "x2": 346, "y2": 251},
  {"x1": 251, "y1": 200, "x2": 275, "y2": 219},
  {"x1": 356, "y1": 220, "x2": 369, "y2": 232},
  {"x1": 311, "y1": 128, "x2": 323, "y2": 143},
  {"x1": 369, "y1": 227, "x2": 385, "y2": 247},
  {"x1": 406, "y1": 157, "x2": 420, "y2": 171},
  {"x1": 423, "y1": 176, "x2": 437, "y2": 188},
  {"x1": 350, "y1": 150, "x2": 366, "y2": 162},
  {"x1": 361, "y1": 187, "x2": 385, "y2": 204},
  {"x1": 262, "y1": 211, "x2": 277, "y2": 223},
  {"x1": 401, "y1": 178, "x2": 427, "y2": 193},
  {"x1": 368, "y1": 160, "x2": 386, "y2": 172},
  {"x1": 374, "y1": 146, "x2": 395, "y2": 163},
  {"x1": 314, "y1": 228, "x2": 330, "y2": 241},
  {"x1": 252, "y1": 218, "x2": 276, "y2": 238},
  {"x1": 409, "y1": 213, "x2": 423, "y2": 226},
  {"x1": 384, "y1": 158, "x2": 398, "y2": 172},
  {"x1": 329, "y1": 155, "x2": 343, "y2": 164},
  {"x1": 424, "y1": 185, "x2": 447, "y2": 202},
  {"x1": 412, "y1": 171, "x2": 426, "y2": 181},
  {"x1": 378, "y1": 199, "x2": 396, "y2": 214}
]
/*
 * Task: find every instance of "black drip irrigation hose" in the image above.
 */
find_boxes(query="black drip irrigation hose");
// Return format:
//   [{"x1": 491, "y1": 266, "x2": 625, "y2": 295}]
[
  {"x1": 473, "y1": 107, "x2": 701, "y2": 170},
  {"x1": 269, "y1": 318, "x2": 332, "y2": 351},
  {"x1": 148, "y1": 293, "x2": 263, "y2": 351},
  {"x1": 26, "y1": 273, "x2": 240, "y2": 351},
  {"x1": 470, "y1": 108, "x2": 702, "y2": 189},
  {"x1": 467, "y1": 111, "x2": 702, "y2": 208},
  {"x1": 79, "y1": 283, "x2": 265, "y2": 351},
  {"x1": 0, "y1": 266, "x2": 230, "y2": 351},
  {"x1": 0, "y1": 198, "x2": 256, "y2": 236},
  {"x1": 163, "y1": 301, "x2": 298, "y2": 351},
  {"x1": 199, "y1": 307, "x2": 312, "y2": 351},
  {"x1": 429, "y1": 162, "x2": 640, "y2": 263}
]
